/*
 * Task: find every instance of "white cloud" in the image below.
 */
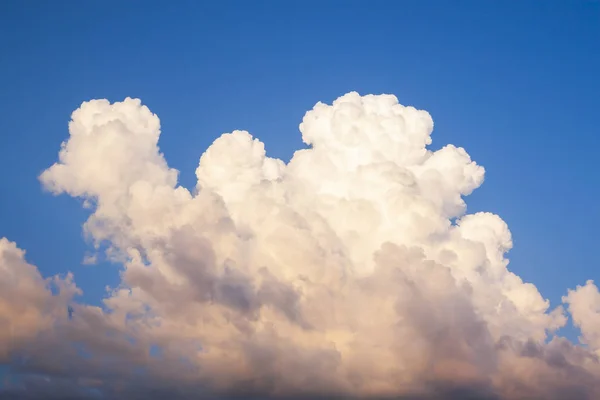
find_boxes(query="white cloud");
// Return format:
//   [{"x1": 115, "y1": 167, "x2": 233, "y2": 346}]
[
  {"x1": 0, "y1": 238, "x2": 79, "y2": 361},
  {"x1": 1, "y1": 92, "x2": 599, "y2": 399},
  {"x1": 564, "y1": 280, "x2": 600, "y2": 355}
]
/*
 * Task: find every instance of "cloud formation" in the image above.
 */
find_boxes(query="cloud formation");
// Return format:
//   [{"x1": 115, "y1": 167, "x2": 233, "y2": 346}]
[{"x1": 2, "y1": 92, "x2": 600, "y2": 399}]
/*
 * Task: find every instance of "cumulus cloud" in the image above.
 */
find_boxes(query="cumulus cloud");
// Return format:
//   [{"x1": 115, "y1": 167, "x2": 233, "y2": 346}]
[
  {"x1": 564, "y1": 281, "x2": 600, "y2": 355},
  {"x1": 2, "y1": 92, "x2": 600, "y2": 399}
]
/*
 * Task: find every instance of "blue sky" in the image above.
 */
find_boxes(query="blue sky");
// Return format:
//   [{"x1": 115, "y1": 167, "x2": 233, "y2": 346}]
[{"x1": 0, "y1": 0, "x2": 598, "y2": 335}]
